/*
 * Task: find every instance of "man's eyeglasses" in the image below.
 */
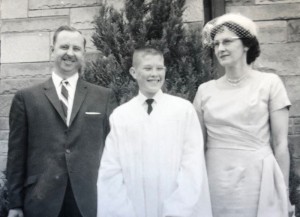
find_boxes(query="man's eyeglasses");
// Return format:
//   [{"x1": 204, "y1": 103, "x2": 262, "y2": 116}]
[{"x1": 212, "y1": 37, "x2": 241, "y2": 48}]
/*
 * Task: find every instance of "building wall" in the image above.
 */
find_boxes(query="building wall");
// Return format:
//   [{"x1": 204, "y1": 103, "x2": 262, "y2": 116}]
[{"x1": 0, "y1": 0, "x2": 204, "y2": 176}]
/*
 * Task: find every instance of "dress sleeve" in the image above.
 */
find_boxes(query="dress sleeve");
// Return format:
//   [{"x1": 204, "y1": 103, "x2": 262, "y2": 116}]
[
  {"x1": 97, "y1": 114, "x2": 136, "y2": 217},
  {"x1": 269, "y1": 74, "x2": 291, "y2": 112}
]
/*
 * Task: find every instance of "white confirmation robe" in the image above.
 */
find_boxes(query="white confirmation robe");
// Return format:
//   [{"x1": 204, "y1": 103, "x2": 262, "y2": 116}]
[{"x1": 97, "y1": 91, "x2": 212, "y2": 217}]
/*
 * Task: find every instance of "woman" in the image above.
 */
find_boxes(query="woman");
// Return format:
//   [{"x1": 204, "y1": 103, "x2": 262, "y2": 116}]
[{"x1": 193, "y1": 13, "x2": 292, "y2": 217}]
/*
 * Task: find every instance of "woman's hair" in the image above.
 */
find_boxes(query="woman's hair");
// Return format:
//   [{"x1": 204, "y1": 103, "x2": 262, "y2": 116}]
[
  {"x1": 202, "y1": 13, "x2": 261, "y2": 65},
  {"x1": 211, "y1": 22, "x2": 261, "y2": 65}
]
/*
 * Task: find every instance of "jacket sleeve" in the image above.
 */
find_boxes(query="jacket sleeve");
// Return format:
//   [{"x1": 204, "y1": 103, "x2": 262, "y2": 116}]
[
  {"x1": 97, "y1": 114, "x2": 136, "y2": 217},
  {"x1": 162, "y1": 105, "x2": 213, "y2": 217},
  {"x1": 6, "y1": 91, "x2": 28, "y2": 209},
  {"x1": 104, "y1": 89, "x2": 118, "y2": 137}
]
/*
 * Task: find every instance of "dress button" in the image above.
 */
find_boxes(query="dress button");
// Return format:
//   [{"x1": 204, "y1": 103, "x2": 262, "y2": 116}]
[{"x1": 66, "y1": 149, "x2": 71, "y2": 154}]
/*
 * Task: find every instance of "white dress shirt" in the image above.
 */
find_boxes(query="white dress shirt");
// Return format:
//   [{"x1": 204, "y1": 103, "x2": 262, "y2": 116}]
[{"x1": 52, "y1": 72, "x2": 79, "y2": 126}]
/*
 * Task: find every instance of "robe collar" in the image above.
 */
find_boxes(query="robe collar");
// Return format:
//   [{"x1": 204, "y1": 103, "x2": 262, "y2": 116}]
[{"x1": 136, "y1": 90, "x2": 164, "y2": 106}]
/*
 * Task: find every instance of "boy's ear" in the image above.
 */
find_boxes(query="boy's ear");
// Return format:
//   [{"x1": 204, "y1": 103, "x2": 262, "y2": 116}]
[{"x1": 129, "y1": 67, "x2": 137, "y2": 79}]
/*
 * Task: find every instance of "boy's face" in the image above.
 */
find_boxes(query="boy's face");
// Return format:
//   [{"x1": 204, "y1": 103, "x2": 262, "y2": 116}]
[{"x1": 130, "y1": 53, "x2": 166, "y2": 98}]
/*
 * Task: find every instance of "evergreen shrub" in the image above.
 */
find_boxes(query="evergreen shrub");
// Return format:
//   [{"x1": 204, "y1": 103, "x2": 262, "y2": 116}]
[{"x1": 83, "y1": 0, "x2": 214, "y2": 104}]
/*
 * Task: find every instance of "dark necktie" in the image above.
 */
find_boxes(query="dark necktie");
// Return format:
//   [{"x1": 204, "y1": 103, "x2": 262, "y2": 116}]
[
  {"x1": 60, "y1": 80, "x2": 69, "y2": 122},
  {"x1": 146, "y1": 99, "x2": 154, "y2": 114}
]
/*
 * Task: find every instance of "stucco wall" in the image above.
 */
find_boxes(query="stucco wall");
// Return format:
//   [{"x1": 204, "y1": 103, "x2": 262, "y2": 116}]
[{"x1": 0, "y1": 0, "x2": 204, "y2": 176}]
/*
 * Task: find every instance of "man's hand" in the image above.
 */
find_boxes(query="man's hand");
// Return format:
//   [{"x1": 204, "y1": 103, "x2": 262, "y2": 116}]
[
  {"x1": 288, "y1": 201, "x2": 295, "y2": 217},
  {"x1": 8, "y1": 208, "x2": 24, "y2": 217}
]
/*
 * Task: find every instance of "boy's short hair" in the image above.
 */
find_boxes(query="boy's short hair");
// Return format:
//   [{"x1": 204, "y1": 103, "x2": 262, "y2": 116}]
[{"x1": 132, "y1": 46, "x2": 164, "y2": 67}]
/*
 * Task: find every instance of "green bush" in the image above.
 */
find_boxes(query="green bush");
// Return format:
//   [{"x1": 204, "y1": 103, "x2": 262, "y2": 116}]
[{"x1": 83, "y1": 0, "x2": 213, "y2": 104}]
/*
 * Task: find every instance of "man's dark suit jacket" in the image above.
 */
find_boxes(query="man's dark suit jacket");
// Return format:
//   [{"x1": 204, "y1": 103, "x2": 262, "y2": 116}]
[{"x1": 6, "y1": 78, "x2": 117, "y2": 217}]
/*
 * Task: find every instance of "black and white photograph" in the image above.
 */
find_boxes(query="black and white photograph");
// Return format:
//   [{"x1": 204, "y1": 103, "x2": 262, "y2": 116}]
[{"x1": 0, "y1": 0, "x2": 299, "y2": 217}]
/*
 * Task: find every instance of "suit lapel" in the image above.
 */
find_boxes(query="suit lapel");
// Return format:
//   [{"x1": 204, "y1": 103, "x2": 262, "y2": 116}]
[
  {"x1": 43, "y1": 78, "x2": 66, "y2": 123},
  {"x1": 69, "y1": 79, "x2": 88, "y2": 126}
]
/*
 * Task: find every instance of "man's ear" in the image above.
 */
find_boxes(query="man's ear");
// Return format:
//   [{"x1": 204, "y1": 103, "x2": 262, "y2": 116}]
[
  {"x1": 129, "y1": 67, "x2": 137, "y2": 79},
  {"x1": 50, "y1": 46, "x2": 54, "y2": 60}
]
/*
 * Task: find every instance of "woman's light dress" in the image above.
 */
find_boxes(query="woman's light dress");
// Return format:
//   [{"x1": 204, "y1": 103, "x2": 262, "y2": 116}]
[{"x1": 193, "y1": 71, "x2": 291, "y2": 217}]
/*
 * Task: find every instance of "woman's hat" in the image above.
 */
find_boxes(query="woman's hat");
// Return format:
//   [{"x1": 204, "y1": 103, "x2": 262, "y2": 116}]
[{"x1": 202, "y1": 13, "x2": 258, "y2": 48}]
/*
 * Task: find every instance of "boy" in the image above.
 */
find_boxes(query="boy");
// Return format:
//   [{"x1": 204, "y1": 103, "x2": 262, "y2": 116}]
[{"x1": 97, "y1": 47, "x2": 212, "y2": 217}]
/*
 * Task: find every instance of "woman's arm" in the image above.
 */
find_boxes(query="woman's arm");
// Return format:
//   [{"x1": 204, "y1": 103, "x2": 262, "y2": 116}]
[{"x1": 270, "y1": 107, "x2": 290, "y2": 188}]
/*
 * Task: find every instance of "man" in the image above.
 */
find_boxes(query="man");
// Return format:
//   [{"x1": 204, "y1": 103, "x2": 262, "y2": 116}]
[
  {"x1": 97, "y1": 47, "x2": 212, "y2": 217},
  {"x1": 7, "y1": 26, "x2": 117, "y2": 217}
]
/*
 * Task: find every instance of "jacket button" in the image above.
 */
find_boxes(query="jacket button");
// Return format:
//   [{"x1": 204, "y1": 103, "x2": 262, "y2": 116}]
[
  {"x1": 55, "y1": 175, "x2": 59, "y2": 180},
  {"x1": 66, "y1": 149, "x2": 71, "y2": 154}
]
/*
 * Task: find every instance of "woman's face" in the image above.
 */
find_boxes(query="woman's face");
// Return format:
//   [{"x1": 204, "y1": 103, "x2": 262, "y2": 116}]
[{"x1": 213, "y1": 27, "x2": 247, "y2": 67}]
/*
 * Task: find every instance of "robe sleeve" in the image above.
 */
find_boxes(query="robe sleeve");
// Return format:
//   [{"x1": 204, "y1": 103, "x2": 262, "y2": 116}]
[
  {"x1": 193, "y1": 85, "x2": 203, "y2": 120},
  {"x1": 193, "y1": 84, "x2": 208, "y2": 144},
  {"x1": 162, "y1": 104, "x2": 213, "y2": 217},
  {"x1": 97, "y1": 114, "x2": 136, "y2": 217}
]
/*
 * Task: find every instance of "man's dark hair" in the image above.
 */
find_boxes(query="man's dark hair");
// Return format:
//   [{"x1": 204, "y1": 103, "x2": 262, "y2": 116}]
[{"x1": 53, "y1": 25, "x2": 87, "y2": 48}]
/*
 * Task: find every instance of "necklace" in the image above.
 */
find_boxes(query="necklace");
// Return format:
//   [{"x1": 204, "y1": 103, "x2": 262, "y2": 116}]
[{"x1": 226, "y1": 73, "x2": 248, "y2": 86}]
